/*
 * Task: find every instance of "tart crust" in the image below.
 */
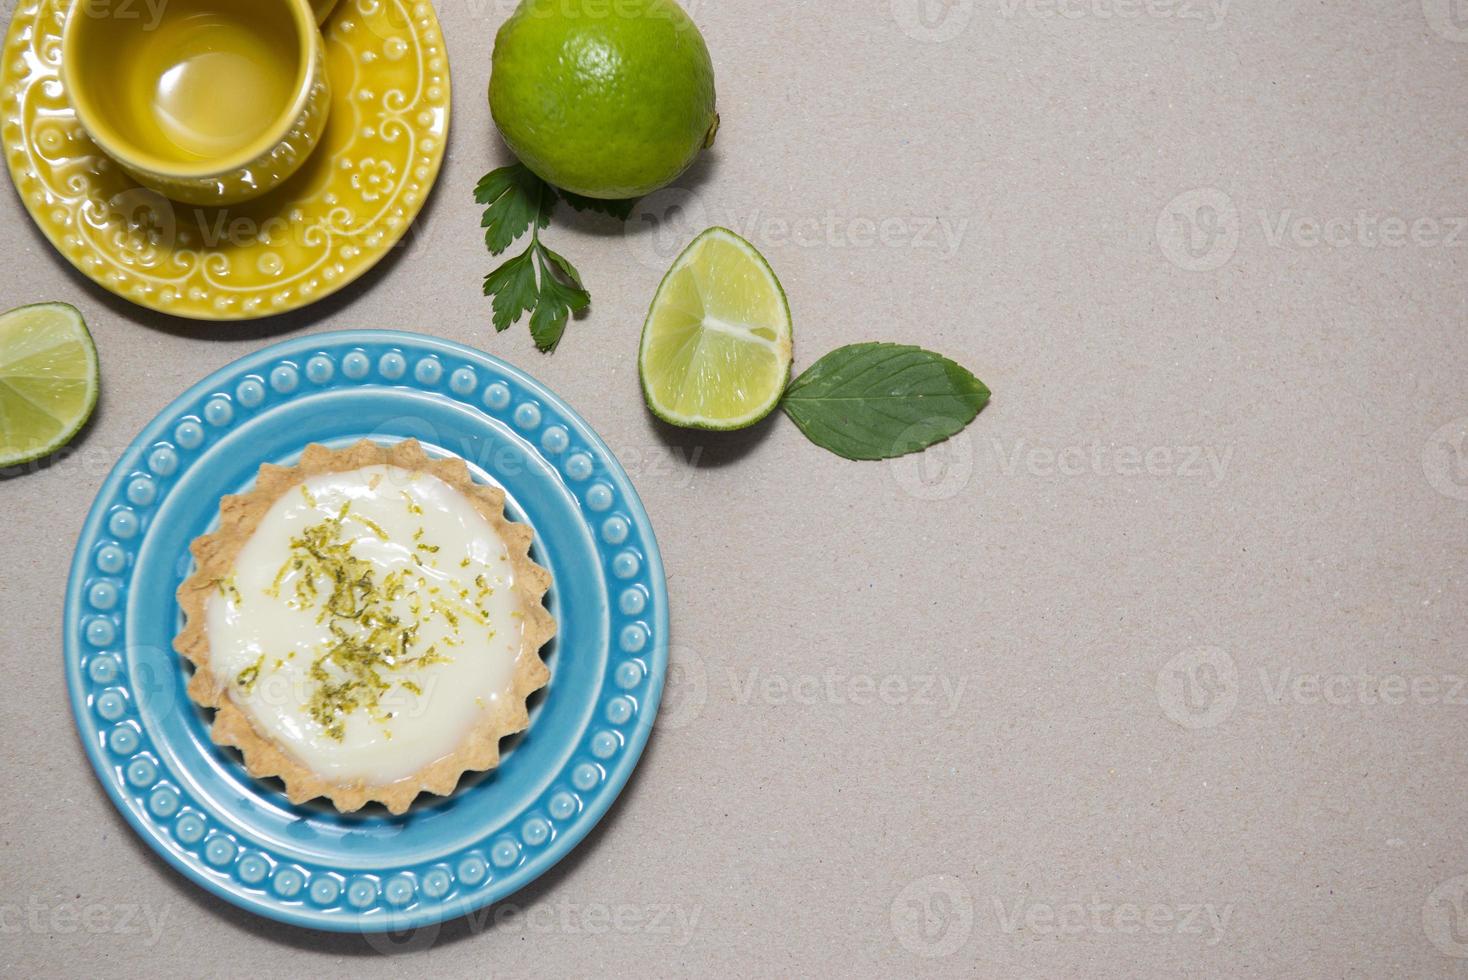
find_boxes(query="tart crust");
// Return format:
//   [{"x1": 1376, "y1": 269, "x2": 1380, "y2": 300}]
[{"x1": 174, "y1": 439, "x2": 555, "y2": 815}]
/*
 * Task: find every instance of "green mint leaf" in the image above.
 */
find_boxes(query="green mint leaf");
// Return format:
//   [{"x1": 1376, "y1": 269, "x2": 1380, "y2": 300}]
[
  {"x1": 781, "y1": 343, "x2": 990, "y2": 461},
  {"x1": 476, "y1": 164, "x2": 555, "y2": 255},
  {"x1": 483, "y1": 246, "x2": 538, "y2": 332},
  {"x1": 559, "y1": 190, "x2": 638, "y2": 220}
]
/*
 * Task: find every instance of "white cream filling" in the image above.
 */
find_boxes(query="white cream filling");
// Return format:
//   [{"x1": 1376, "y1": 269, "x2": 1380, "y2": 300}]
[{"x1": 205, "y1": 464, "x2": 525, "y2": 783}]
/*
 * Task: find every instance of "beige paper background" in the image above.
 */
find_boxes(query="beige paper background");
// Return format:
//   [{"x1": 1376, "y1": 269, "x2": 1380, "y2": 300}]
[{"x1": 3, "y1": 0, "x2": 1468, "y2": 976}]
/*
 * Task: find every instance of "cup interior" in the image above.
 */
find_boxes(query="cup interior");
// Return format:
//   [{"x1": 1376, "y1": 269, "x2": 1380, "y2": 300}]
[{"x1": 64, "y1": 0, "x2": 313, "y2": 176}]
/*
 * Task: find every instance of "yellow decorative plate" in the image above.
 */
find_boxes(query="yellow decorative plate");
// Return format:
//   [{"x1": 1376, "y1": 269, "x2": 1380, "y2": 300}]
[{"x1": 1, "y1": 0, "x2": 450, "y2": 320}]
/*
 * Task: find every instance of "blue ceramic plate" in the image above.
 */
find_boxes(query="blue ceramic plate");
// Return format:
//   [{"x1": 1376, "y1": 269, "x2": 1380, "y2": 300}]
[{"x1": 63, "y1": 331, "x2": 668, "y2": 932}]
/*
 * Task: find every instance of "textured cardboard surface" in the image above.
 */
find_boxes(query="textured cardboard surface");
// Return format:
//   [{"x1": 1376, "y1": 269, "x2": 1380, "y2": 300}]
[{"x1": 3, "y1": 1, "x2": 1468, "y2": 976}]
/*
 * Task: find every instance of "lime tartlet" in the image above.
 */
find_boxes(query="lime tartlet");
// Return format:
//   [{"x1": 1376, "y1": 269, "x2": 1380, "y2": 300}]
[{"x1": 175, "y1": 439, "x2": 554, "y2": 814}]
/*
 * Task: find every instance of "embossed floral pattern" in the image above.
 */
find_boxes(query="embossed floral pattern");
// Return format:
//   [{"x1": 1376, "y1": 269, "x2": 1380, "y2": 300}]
[{"x1": 349, "y1": 157, "x2": 397, "y2": 202}]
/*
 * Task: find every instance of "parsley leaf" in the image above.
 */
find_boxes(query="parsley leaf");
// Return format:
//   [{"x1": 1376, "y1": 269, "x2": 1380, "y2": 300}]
[
  {"x1": 477, "y1": 163, "x2": 596, "y2": 352},
  {"x1": 529, "y1": 249, "x2": 591, "y2": 352},
  {"x1": 559, "y1": 190, "x2": 639, "y2": 221},
  {"x1": 475, "y1": 165, "x2": 552, "y2": 254},
  {"x1": 483, "y1": 246, "x2": 537, "y2": 332}
]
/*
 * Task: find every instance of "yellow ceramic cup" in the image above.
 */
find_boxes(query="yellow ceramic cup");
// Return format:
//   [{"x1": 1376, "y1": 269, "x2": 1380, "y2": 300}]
[{"x1": 62, "y1": 0, "x2": 334, "y2": 206}]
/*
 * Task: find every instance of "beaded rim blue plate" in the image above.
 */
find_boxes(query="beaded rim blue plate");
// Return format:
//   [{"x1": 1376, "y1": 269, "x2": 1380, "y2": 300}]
[{"x1": 63, "y1": 330, "x2": 668, "y2": 932}]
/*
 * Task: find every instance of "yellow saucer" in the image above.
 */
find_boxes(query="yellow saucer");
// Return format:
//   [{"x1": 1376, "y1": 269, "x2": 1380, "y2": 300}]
[{"x1": 2, "y1": 0, "x2": 450, "y2": 320}]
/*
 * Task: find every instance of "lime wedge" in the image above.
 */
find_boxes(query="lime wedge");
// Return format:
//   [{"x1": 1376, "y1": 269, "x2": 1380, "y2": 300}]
[
  {"x1": 0, "y1": 303, "x2": 99, "y2": 467},
  {"x1": 638, "y1": 227, "x2": 793, "y2": 430}
]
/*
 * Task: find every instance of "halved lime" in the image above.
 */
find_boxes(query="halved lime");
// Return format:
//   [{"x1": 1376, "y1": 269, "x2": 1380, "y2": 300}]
[
  {"x1": 638, "y1": 228, "x2": 793, "y2": 430},
  {"x1": 0, "y1": 303, "x2": 99, "y2": 467}
]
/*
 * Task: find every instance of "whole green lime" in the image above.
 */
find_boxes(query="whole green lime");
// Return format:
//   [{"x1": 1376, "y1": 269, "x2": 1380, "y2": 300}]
[{"x1": 489, "y1": 0, "x2": 718, "y2": 200}]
